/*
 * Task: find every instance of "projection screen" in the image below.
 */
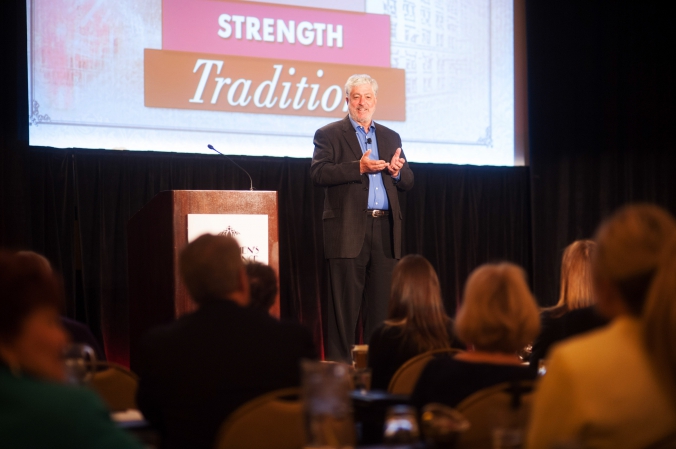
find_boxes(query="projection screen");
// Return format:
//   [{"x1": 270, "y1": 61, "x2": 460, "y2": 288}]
[{"x1": 27, "y1": 0, "x2": 520, "y2": 165}]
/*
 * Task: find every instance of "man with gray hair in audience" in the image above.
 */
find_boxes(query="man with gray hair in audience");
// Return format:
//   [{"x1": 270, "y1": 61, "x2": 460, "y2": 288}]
[{"x1": 136, "y1": 234, "x2": 317, "y2": 449}]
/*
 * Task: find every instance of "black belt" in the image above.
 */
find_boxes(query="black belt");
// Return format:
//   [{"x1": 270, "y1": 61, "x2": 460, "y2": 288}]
[{"x1": 366, "y1": 209, "x2": 389, "y2": 218}]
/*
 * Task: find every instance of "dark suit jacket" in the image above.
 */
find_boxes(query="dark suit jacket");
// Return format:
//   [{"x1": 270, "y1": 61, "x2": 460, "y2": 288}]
[
  {"x1": 136, "y1": 299, "x2": 317, "y2": 449},
  {"x1": 311, "y1": 116, "x2": 414, "y2": 259}
]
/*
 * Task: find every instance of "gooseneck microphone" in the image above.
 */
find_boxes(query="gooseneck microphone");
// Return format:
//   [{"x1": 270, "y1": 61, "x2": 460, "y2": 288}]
[{"x1": 207, "y1": 144, "x2": 254, "y2": 191}]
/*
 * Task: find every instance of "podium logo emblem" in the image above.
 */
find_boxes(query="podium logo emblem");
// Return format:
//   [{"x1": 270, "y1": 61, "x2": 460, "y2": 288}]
[
  {"x1": 188, "y1": 214, "x2": 269, "y2": 264},
  {"x1": 218, "y1": 226, "x2": 240, "y2": 238}
]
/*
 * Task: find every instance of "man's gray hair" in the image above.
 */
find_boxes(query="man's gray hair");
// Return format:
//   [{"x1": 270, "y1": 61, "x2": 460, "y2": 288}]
[
  {"x1": 180, "y1": 233, "x2": 243, "y2": 305},
  {"x1": 345, "y1": 74, "x2": 378, "y2": 97}
]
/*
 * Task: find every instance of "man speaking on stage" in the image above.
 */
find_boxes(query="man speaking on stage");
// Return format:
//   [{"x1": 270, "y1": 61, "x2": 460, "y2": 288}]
[{"x1": 311, "y1": 74, "x2": 414, "y2": 361}]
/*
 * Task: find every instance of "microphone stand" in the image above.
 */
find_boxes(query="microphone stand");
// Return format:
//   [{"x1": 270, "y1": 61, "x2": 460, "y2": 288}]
[{"x1": 207, "y1": 144, "x2": 254, "y2": 191}]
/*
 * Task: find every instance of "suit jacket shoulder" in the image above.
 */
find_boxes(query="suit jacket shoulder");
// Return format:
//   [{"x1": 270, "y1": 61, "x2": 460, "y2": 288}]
[
  {"x1": 311, "y1": 115, "x2": 413, "y2": 259},
  {"x1": 136, "y1": 300, "x2": 317, "y2": 449},
  {"x1": 374, "y1": 121, "x2": 401, "y2": 137},
  {"x1": 317, "y1": 116, "x2": 352, "y2": 134}
]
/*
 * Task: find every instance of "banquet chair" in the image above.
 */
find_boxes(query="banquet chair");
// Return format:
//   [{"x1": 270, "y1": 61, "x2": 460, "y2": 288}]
[
  {"x1": 88, "y1": 361, "x2": 139, "y2": 412},
  {"x1": 215, "y1": 387, "x2": 303, "y2": 449},
  {"x1": 455, "y1": 380, "x2": 535, "y2": 449},
  {"x1": 388, "y1": 348, "x2": 462, "y2": 395}
]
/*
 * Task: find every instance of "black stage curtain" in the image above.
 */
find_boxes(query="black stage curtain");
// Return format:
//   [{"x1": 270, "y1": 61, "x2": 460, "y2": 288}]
[
  {"x1": 14, "y1": 148, "x2": 531, "y2": 364},
  {"x1": 526, "y1": 2, "x2": 676, "y2": 305}
]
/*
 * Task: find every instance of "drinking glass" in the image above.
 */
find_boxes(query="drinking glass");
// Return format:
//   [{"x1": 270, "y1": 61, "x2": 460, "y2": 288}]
[
  {"x1": 537, "y1": 359, "x2": 548, "y2": 377},
  {"x1": 352, "y1": 368, "x2": 371, "y2": 392},
  {"x1": 383, "y1": 405, "x2": 419, "y2": 445},
  {"x1": 63, "y1": 343, "x2": 97, "y2": 385},
  {"x1": 350, "y1": 345, "x2": 368, "y2": 369},
  {"x1": 421, "y1": 403, "x2": 469, "y2": 448},
  {"x1": 302, "y1": 360, "x2": 355, "y2": 448}
]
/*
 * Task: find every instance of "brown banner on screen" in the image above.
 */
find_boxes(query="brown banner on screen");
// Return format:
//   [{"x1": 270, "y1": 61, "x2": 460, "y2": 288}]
[{"x1": 144, "y1": 49, "x2": 406, "y2": 121}]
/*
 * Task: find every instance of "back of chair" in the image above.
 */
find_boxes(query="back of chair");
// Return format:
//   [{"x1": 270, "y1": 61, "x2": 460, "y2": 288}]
[
  {"x1": 215, "y1": 388, "x2": 303, "y2": 449},
  {"x1": 388, "y1": 348, "x2": 462, "y2": 395},
  {"x1": 89, "y1": 362, "x2": 139, "y2": 412},
  {"x1": 455, "y1": 380, "x2": 535, "y2": 449}
]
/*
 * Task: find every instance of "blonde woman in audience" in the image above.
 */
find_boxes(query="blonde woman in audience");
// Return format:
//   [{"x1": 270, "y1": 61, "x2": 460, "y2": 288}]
[
  {"x1": 368, "y1": 254, "x2": 462, "y2": 390},
  {"x1": 0, "y1": 251, "x2": 143, "y2": 449},
  {"x1": 411, "y1": 262, "x2": 540, "y2": 407},
  {"x1": 527, "y1": 204, "x2": 676, "y2": 449},
  {"x1": 530, "y1": 240, "x2": 608, "y2": 366},
  {"x1": 549, "y1": 239, "x2": 597, "y2": 314}
]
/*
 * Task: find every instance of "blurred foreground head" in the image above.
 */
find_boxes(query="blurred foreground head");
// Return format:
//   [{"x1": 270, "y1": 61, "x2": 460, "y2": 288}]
[
  {"x1": 593, "y1": 204, "x2": 676, "y2": 406},
  {"x1": 0, "y1": 251, "x2": 68, "y2": 381},
  {"x1": 180, "y1": 234, "x2": 249, "y2": 307},
  {"x1": 593, "y1": 204, "x2": 676, "y2": 317},
  {"x1": 456, "y1": 262, "x2": 540, "y2": 353}
]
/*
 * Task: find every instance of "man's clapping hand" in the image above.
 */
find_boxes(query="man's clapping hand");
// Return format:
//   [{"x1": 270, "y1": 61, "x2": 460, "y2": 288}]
[
  {"x1": 360, "y1": 149, "x2": 388, "y2": 174},
  {"x1": 388, "y1": 148, "x2": 405, "y2": 178}
]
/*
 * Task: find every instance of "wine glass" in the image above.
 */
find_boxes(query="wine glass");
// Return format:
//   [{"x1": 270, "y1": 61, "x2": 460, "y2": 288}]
[{"x1": 63, "y1": 343, "x2": 97, "y2": 385}]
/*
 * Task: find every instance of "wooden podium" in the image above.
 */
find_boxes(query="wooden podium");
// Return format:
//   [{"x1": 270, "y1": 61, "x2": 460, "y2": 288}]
[{"x1": 127, "y1": 190, "x2": 279, "y2": 369}]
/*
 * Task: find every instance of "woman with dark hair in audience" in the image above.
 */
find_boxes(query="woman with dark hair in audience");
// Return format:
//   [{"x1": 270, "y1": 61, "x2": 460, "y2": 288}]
[
  {"x1": 245, "y1": 261, "x2": 278, "y2": 313},
  {"x1": 367, "y1": 254, "x2": 462, "y2": 391},
  {"x1": 411, "y1": 262, "x2": 540, "y2": 408},
  {"x1": 0, "y1": 250, "x2": 143, "y2": 449},
  {"x1": 529, "y1": 239, "x2": 609, "y2": 366},
  {"x1": 527, "y1": 204, "x2": 676, "y2": 448}
]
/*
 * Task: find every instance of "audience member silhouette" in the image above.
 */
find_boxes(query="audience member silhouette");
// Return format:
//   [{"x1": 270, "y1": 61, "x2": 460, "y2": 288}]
[
  {"x1": 135, "y1": 234, "x2": 317, "y2": 449},
  {"x1": 412, "y1": 262, "x2": 539, "y2": 408},
  {"x1": 527, "y1": 204, "x2": 676, "y2": 448},
  {"x1": 14, "y1": 251, "x2": 106, "y2": 360},
  {"x1": 368, "y1": 254, "x2": 462, "y2": 390},
  {"x1": 0, "y1": 250, "x2": 143, "y2": 449},
  {"x1": 245, "y1": 261, "x2": 278, "y2": 313},
  {"x1": 530, "y1": 240, "x2": 608, "y2": 366}
]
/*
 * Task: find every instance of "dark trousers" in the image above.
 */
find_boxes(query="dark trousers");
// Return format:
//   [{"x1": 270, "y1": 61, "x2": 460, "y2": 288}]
[{"x1": 325, "y1": 214, "x2": 398, "y2": 361}]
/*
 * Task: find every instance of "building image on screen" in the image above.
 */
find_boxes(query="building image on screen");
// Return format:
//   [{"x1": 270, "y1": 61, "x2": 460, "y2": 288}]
[{"x1": 27, "y1": 0, "x2": 517, "y2": 166}]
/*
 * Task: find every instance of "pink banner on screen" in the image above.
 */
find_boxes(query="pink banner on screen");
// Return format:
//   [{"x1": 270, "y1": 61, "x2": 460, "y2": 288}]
[{"x1": 162, "y1": 0, "x2": 391, "y2": 68}]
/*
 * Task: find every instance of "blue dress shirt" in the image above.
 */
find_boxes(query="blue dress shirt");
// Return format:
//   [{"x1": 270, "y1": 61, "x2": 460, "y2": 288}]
[{"x1": 349, "y1": 116, "x2": 394, "y2": 210}]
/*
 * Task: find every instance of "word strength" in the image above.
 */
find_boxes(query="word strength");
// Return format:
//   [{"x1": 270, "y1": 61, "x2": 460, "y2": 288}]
[
  {"x1": 218, "y1": 14, "x2": 344, "y2": 47},
  {"x1": 161, "y1": 0, "x2": 392, "y2": 67}
]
